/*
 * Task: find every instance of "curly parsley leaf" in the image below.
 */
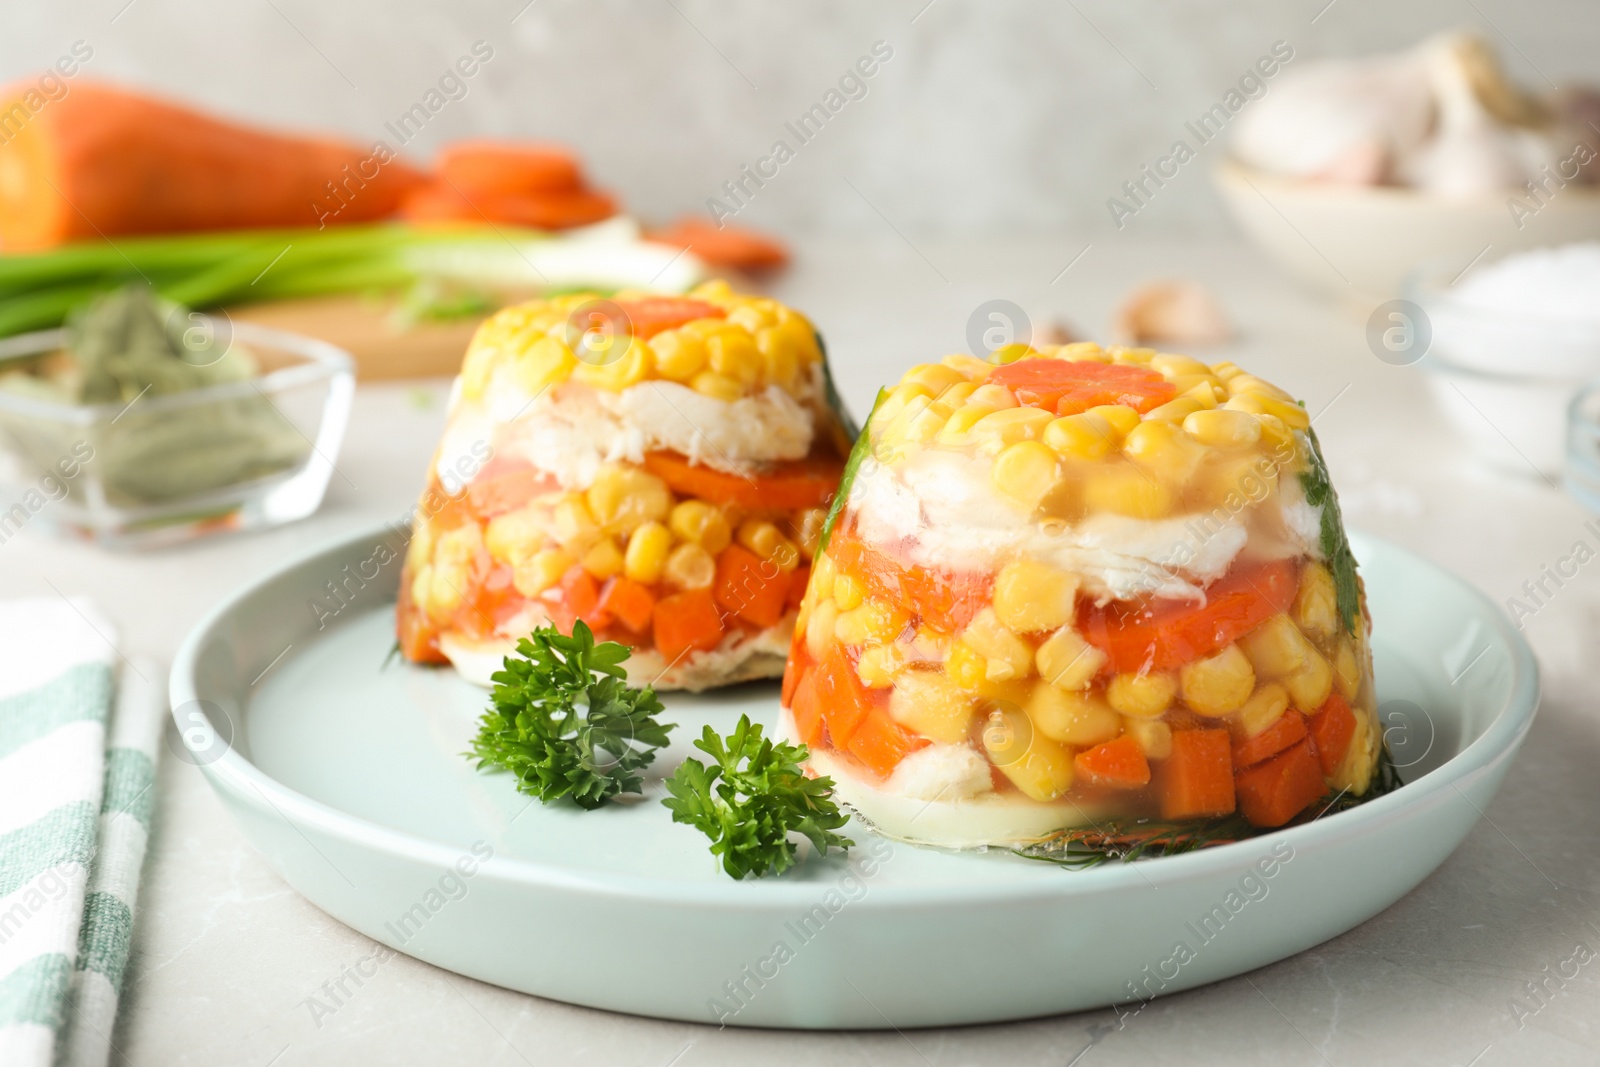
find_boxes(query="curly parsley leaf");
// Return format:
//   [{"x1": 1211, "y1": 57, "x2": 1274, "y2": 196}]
[
  {"x1": 662, "y1": 714, "x2": 853, "y2": 879},
  {"x1": 467, "y1": 621, "x2": 673, "y2": 810},
  {"x1": 1300, "y1": 426, "x2": 1362, "y2": 635}
]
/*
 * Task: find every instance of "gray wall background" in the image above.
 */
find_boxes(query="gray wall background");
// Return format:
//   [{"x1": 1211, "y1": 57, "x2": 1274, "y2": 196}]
[{"x1": 4, "y1": 0, "x2": 1597, "y2": 241}]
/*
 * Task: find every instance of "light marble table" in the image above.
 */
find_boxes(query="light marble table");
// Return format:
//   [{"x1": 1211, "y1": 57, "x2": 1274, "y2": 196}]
[{"x1": 8, "y1": 238, "x2": 1597, "y2": 1066}]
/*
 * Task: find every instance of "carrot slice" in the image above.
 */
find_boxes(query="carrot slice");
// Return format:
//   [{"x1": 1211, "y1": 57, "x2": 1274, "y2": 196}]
[
  {"x1": 1081, "y1": 558, "x2": 1300, "y2": 674},
  {"x1": 846, "y1": 708, "x2": 928, "y2": 778},
  {"x1": 781, "y1": 647, "x2": 810, "y2": 707},
  {"x1": 786, "y1": 564, "x2": 811, "y2": 610},
  {"x1": 438, "y1": 140, "x2": 582, "y2": 197},
  {"x1": 1232, "y1": 709, "x2": 1308, "y2": 769},
  {"x1": 645, "y1": 216, "x2": 790, "y2": 272},
  {"x1": 1307, "y1": 694, "x2": 1357, "y2": 776},
  {"x1": 1075, "y1": 735, "x2": 1151, "y2": 789},
  {"x1": 713, "y1": 545, "x2": 789, "y2": 629},
  {"x1": 652, "y1": 588, "x2": 725, "y2": 663},
  {"x1": 788, "y1": 664, "x2": 825, "y2": 747},
  {"x1": 1236, "y1": 739, "x2": 1327, "y2": 827},
  {"x1": 465, "y1": 459, "x2": 558, "y2": 519},
  {"x1": 401, "y1": 182, "x2": 617, "y2": 230},
  {"x1": 597, "y1": 576, "x2": 656, "y2": 633},
  {"x1": 1159, "y1": 729, "x2": 1236, "y2": 819},
  {"x1": 816, "y1": 644, "x2": 872, "y2": 749},
  {"x1": 827, "y1": 527, "x2": 992, "y2": 633},
  {"x1": 610, "y1": 297, "x2": 725, "y2": 339},
  {"x1": 988, "y1": 359, "x2": 1176, "y2": 416},
  {"x1": 641, "y1": 452, "x2": 843, "y2": 511},
  {"x1": 555, "y1": 567, "x2": 611, "y2": 633}
]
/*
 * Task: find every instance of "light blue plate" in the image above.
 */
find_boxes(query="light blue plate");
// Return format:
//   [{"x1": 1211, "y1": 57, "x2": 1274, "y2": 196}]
[{"x1": 170, "y1": 525, "x2": 1538, "y2": 1029}]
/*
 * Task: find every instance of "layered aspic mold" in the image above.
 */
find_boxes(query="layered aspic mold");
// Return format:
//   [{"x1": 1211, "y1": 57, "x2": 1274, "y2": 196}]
[
  {"x1": 779, "y1": 343, "x2": 1380, "y2": 848},
  {"x1": 398, "y1": 281, "x2": 851, "y2": 691}
]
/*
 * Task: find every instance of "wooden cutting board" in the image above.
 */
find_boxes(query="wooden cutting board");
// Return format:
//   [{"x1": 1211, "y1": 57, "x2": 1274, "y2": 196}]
[{"x1": 227, "y1": 293, "x2": 484, "y2": 380}]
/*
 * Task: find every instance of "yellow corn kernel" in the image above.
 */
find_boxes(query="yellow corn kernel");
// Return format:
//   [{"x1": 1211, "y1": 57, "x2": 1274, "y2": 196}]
[
  {"x1": 1223, "y1": 395, "x2": 1307, "y2": 445},
  {"x1": 906, "y1": 626, "x2": 951, "y2": 664},
  {"x1": 622, "y1": 521, "x2": 673, "y2": 584},
  {"x1": 1142, "y1": 397, "x2": 1206, "y2": 423},
  {"x1": 1330, "y1": 705, "x2": 1376, "y2": 794},
  {"x1": 1253, "y1": 413, "x2": 1299, "y2": 459},
  {"x1": 1110, "y1": 346, "x2": 1157, "y2": 365},
  {"x1": 425, "y1": 529, "x2": 480, "y2": 615},
  {"x1": 512, "y1": 547, "x2": 574, "y2": 599},
  {"x1": 579, "y1": 536, "x2": 624, "y2": 580},
  {"x1": 704, "y1": 328, "x2": 761, "y2": 386},
  {"x1": 889, "y1": 671, "x2": 975, "y2": 742},
  {"x1": 832, "y1": 571, "x2": 866, "y2": 612},
  {"x1": 737, "y1": 518, "x2": 800, "y2": 571},
  {"x1": 648, "y1": 329, "x2": 706, "y2": 382},
  {"x1": 1043, "y1": 412, "x2": 1115, "y2": 461},
  {"x1": 903, "y1": 362, "x2": 969, "y2": 394},
  {"x1": 689, "y1": 370, "x2": 745, "y2": 402},
  {"x1": 667, "y1": 500, "x2": 732, "y2": 555},
  {"x1": 484, "y1": 506, "x2": 549, "y2": 567},
  {"x1": 1150, "y1": 353, "x2": 1213, "y2": 378},
  {"x1": 1179, "y1": 643, "x2": 1256, "y2": 717},
  {"x1": 725, "y1": 304, "x2": 771, "y2": 334},
  {"x1": 804, "y1": 597, "x2": 839, "y2": 659},
  {"x1": 410, "y1": 564, "x2": 434, "y2": 615},
  {"x1": 1035, "y1": 626, "x2": 1106, "y2": 690},
  {"x1": 809, "y1": 550, "x2": 836, "y2": 599},
  {"x1": 988, "y1": 342, "x2": 1033, "y2": 365},
  {"x1": 937, "y1": 381, "x2": 979, "y2": 407},
  {"x1": 1083, "y1": 464, "x2": 1173, "y2": 519},
  {"x1": 937, "y1": 403, "x2": 1001, "y2": 445},
  {"x1": 755, "y1": 326, "x2": 800, "y2": 390},
  {"x1": 961, "y1": 608, "x2": 1035, "y2": 681},
  {"x1": 1333, "y1": 636, "x2": 1362, "y2": 699},
  {"x1": 1122, "y1": 420, "x2": 1205, "y2": 484},
  {"x1": 857, "y1": 644, "x2": 909, "y2": 688},
  {"x1": 991, "y1": 441, "x2": 1061, "y2": 512},
  {"x1": 993, "y1": 559, "x2": 1079, "y2": 633},
  {"x1": 945, "y1": 640, "x2": 989, "y2": 691},
  {"x1": 1294, "y1": 562, "x2": 1339, "y2": 641},
  {"x1": 1210, "y1": 360, "x2": 1243, "y2": 382},
  {"x1": 1233, "y1": 682, "x2": 1290, "y2": 738},
  {"x1": 775, "y1": 314, "x2": 822, "y2": 364},
  {"x1": 970, "y1": 406, "x2": 1054, "y2": 451},
  {"x1": 1183, "y1": 408, "x2": 1263, "y2": 448},
  {"x1": 983, "y1": 707, "x2": 1076, "y2": 801},
  {"x1": 1126, "y1": 717, "x2": 1174, "y2": 760},
  {"x1": 1178, "y1": 379, "x2": 1225, "y2": 408},
  {"x1": 1239, "y1": 614, "x2": 1310, "y2": 678},
  {"x1": 1204, "y1": 454, "x2": 1280, "y2": 507},
  {"x1": 510, "y1": 336, "x2": 579, "y2": 397},
  {"x1": 835, "y1": 599, "x2": 908, "y2": 647},
  {"x1": 941, "y1": 353, "x2": 994, "y2": 381},
  {"x1": 1106, "y1": 670, "x2": 1177, "y2": 718},
  {"x1": 587, "y1": 465, "x2": 672, "y2": 536},
  {"x1": 1226, "y1": 374, "x2": 1296, "y2": 404},
  {"x1": 794, "y1": 507, "x2": 828, "y2": 559},
  {"x1": 1283, "y1": 646, "x2": 1333, "y2": 711},
  {"x1": 1026, "y1": 682, "x2": 1120, "y2": 745},
  {"x1": 968, "y1": 383, "x2": 1018, "y2": 409},
  {"x1": 1088, "y1": 404, "x2": 1141, "y2": 437},
  {"x1": 552, "y1": 496, "x2": 601, "y2": 552},
  {"x1": 572, "y1": 335, "x2": 651, "y2": 391},
  {"x1": 663, "y1": 542, "x2": 715, "y2": 592}
]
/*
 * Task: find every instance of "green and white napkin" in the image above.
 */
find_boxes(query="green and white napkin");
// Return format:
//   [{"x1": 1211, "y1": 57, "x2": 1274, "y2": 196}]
[{"x1": 0, "y1": 598, "x2": 160, "y2": 1067}]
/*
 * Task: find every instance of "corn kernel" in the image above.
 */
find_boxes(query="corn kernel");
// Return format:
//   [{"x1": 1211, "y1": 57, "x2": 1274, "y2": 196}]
[
  {"x1": 1123, "y1": 420, "x2": 1205, "y2": 484},
  {"x1": 553, "y1": 496, "x2": 601, "y2": 551},
  {"x1": 889, "y1": 671, "x2": 975, "y2": 742},
  {"x1": 988, "y1": 342, "x2": 1033, "y2": 365},
  {"x1": 1179, "y1": 643, "x2": 1256, "y2": 717},
  {"x1": 809, "y1": 550, "x2": 836, "y2": 599},
  {"x1": 1125, "y1": 717, "x2": 1173, "y2": 759},
  {"x1": 794, "y1": 508, "x2": 828, "y2": 559},
  {"x1": 1083, "y1": 464, "x2": 1172, "y2": 519},
  {"x1": 937, "y1": 403, "x2": 1001, "y2": 445},
  {"x1": 907, "y1": 626, "x2": 951, "y2": 663},
  {"x1": 1233, "y1": 682, "x2": 1290, "y2": 738},
  {"x1": 1111, "y1": 346, "x2": 1157, "y2": 365},
  {"x1": 941, "y1": 353, "x2": 994, "y2": 381},
  {"x1": 1239, "y1": 614, "x2": 1309, "y2": 678},
  {"x1": 410, "y1": 564, "x2": 434, "y2": 616},
  {"x1": 832, "y1": 571, "x2": 866, "y2": 612},
  {"x1": 512, "y1": 336, "x2": 578, "y2": 397},
  {"x1": 1294, "y1": 562, "x2": 1339, "y2": 641},
  {"x1": 1284, "y1": 646, "x2": 1333, "y2": 711},
  {"x1": 581, "y1": 536, "x2": 625, "y2": 580},
  {"x1": 1226, "y1": 374, "x2": 1296, "y2": 404},
  {"x1": 1210, "y1": 360, "x2": 1243, "y2": 382},
  {"x1": 968, "y1": 383, "x2": 1018, "y2": 409},
  {"x1": 1142, "y1": 397, "x2": 1206, "y2": 423},
  {"x1": 572, "y1": 335, "x2": 651, "y2": 391},
  {"x1": 1088, "y1": 404, "x2": 1141, "y2": 437},
  {"x1": 961, "y1": 608, "x2": 1034, "y2": 681},
  {"x1": 1150, "y1": 353, "x2": 1213, "y2": 378},
  {"x1": 970, "y1": 407, "x2": 1054, "y2": 451},
  {"x1": 622, "y1": 521, "x2": 672, "y2": 583},
  {"x1": 1026, "y1": 682, "x2": 1120, "y2": 745},
  {"x1": 945, "y1": 640, "x2": 989, "y2": 691},
  {"x1": 1183, "y1": 408, "x2": 1263, "y2": 448},
  {"x1": 857, "y1": 644, "x2": 909, "y2": 688},
  {"x1": 991, "y1": 441, "x2": 1061, "y2": 512},
  {"x1": 1178, "y1": 379, "x2": 1225, "y2": 407},
  {"x1": 663, "y1": 542, "x2": 715, "y2": 592},
  {"x1": 1204, "y1": 454, "x2": 1279, "y2": 507},
  {"x1": 1333, "y1": 636, "x2": 1361, "y2": 699},
  {"x1": 937, "y1": 381, "x2": 979, "y2": 408},
  {"x1": 512, "y1": 548, "x2": 574, "y2": 598},
  {"x1": 648, "y1": 329, "x2": 706, "y2": 382},
  {"x1": 755, "y1": 326, "x2": 799, "y2": 389},
  {"x1": 903, "y1": 362, "x2": 969, "y2": 394},
  {"x1": 704, "y1": 328, "x2": 761, "y2": 386},
  {"x1": 484, "y1": 506, "x2": 549, "y2": 567},
  {"x1": 835, "y1": 599, "x2": 908, "y2": 647},
  {"x1": 690, "y1": 371, "x2": 744, "y2": 402},
  {"x1": 1035, "y1": 626, "x2": 1106, "y2": 689},
  {"x1": 587, "y1": 466, "x2": 673, "y2": 536},
  {"x1": 1043, "y1": 413, "x2": 1115, "y2": 460},
  {"x1": 1106, "y1": 671, "x2": 1177, "y2": 718},
  {"x1": 776, "y1": 315, "x2": 822, "y2": 364},
  {"x1": 805, "y1": 598, "x2": 839, "y2": 659},
  {"x1": 725, "y1": 304, "x2": 770, "y2": 333},
  {"x1": 984, "y1": 707, "x2": 1076, "y2": 800},
  {"x1": 993, "y1": 559, "x2": 1079, "y2": 633},
  {"x1": 1059, "y1": 341, "x2": 1106, "y2": 361},
  {"x1": 668, "y1": 500, "x2": 732, "y2": 555},
  {"x1": 737, "y1": 519, "x2": 800, "y2": 571}
]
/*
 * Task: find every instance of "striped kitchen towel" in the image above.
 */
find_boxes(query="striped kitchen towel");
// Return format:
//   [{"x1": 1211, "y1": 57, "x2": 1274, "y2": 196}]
[{"x1": 0, "y1": 598, "x2": 161, "y2": 1067}]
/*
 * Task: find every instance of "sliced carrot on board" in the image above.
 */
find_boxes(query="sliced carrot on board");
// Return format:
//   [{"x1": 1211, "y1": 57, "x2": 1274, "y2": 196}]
[
  {"x1": 1159, "y1": 729, "x2": 1236, "y2": 820},
  {"x1": 597, "y1": 576, "x2": 656, "y2": 633},
  {"x1": 641, "y1": 452, "x2": 843, "y2": 511},
  {"x1": 610, "y1": 297, "x2": 726, "y2": 339},
  {"x1": 438, "y1": 140, "x2": 583, "y2": 197},
  {"x1": 827, "y1": 527, "x2": 993, "y2": 633},
  {"x1": 1075, "y1": 735, "x2": 1152, "y2": 789},
  {"x1": 1236, "y1": 739, "x2": 1327, "y2": 828},
  {"x1": 787, "y1": 664, "x2": 825, "y2": 748},
  {"x1": 713, "y1": 544, "x2": 789, "y2": 629},
  {"x1": 1307, "y1": 694, "x2": 1357, "y2": 776},
  {"x1": 816, "y1": 644, "x2": 873, "y2": 749},
  {"x1": 846, "y1": 708, "x2": 929, "y2": 778},
  {"x1": 465, "y1": 459, "x2": 558, "y2": 519},
  {"x1": 1232, "y1": 709, "x2": 1308, "y2": 769},
  {"x1": 987, "y1": 359, "x2": 1176, "y2": 416},
  {"x1": 651, "y1": 588, "x2": 725, "y2": 663},
  {"x1": 645, "y1": 216, "x2": 790, "y2": 272},
  {"x1": 1081, "y1": 558, "x2": 1300, "y2": 674}
]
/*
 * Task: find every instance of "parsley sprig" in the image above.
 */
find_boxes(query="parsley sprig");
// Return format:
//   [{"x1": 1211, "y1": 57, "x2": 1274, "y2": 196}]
[
  {"x1": 467, "y1": 621, "x2": 673, "y2": 809},
  {"x1": 1301, "y1": 427, "x2": 1362, "y2": 634},
  {"x1": 663, "y1": 715, "x2": 853, "y2": 879}
]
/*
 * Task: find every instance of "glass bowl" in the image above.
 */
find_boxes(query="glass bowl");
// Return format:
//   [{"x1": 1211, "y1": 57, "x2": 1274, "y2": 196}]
[{"x1": 0, "y1": 321, "x2": 354, "y2": 548}]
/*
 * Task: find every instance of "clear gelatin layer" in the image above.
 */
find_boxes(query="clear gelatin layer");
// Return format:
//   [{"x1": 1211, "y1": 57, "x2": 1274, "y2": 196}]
[
  {"x1": 779, "y1": 343, "x2": 1381, "y2": 848},
  {"x1": 398, "y1": 281, "x2": 850, "y2": 691}
]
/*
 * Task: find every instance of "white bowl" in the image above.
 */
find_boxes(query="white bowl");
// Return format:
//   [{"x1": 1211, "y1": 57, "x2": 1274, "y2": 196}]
[{"x1": 1214, "y1": 159, "x2": 1600, "y2": 305}]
